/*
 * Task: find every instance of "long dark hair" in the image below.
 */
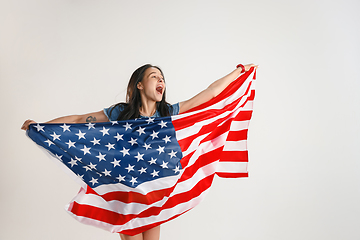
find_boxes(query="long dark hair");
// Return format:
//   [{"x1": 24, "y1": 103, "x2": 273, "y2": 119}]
[{"x1": 110, "y1": 64, "x2": 173, "y2": 120}]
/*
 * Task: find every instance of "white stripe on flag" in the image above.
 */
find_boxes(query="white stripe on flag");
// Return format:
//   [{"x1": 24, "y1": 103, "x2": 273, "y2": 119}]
[
  {"x1": 223, "y1": 140, "x2": 247, "y2": 151},
  {"x1": 216, "y1": 162, "x2": 248, "y2": 173},
  {"x1": 229, "y1": 120, "x2": 250, "y2": 131}
]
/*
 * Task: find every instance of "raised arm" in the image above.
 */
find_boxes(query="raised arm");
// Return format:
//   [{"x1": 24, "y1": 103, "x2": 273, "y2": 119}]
[
  {"x1": 21, "y1": 110, "x2": 108, "y2": 130},
  {"x1": 179, "y1": 64, "x2": 257, "y2": 114}
]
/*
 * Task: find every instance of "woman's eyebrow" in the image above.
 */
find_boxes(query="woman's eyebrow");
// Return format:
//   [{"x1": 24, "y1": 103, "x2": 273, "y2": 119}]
[
  {"x1": 147, "y1": 72, "x2": 163, "y2": 78},
  {"x1": 147, "y1": 72, "x2": 157, "y2": 77}
]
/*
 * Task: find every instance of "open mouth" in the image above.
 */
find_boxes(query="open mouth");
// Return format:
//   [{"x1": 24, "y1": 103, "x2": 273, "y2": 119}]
[{"x1": 156, "y1": 85, "x2": 164, "y2": 94}]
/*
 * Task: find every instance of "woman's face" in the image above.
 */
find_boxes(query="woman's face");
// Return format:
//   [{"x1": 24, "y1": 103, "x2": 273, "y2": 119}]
[{"x1": 137, "y1": 67, "x2": 165, "y2": 102}]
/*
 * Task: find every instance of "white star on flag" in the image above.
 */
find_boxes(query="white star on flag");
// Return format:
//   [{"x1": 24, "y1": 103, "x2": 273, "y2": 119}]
[
  {"x1": 90, "y1": 177, "x2": 98, "y2": 186},
  {"x1": 162, "y1": 135, "x2": 171, "y2": 143},
  {"x1": 160, "y1": 161, "x2": 169, "y2": 169},
  {"x1": 34, "y1": 124, "x2": 45, "y2": 132},
  {"x1": 146, "y1": 118, "x2": 154, "y2": 124},
  {"x1": 76, "y1": 130, "x2": 86, "y2": 140},
  {"x1": 130, "y1": 177, "x2": 137, "y2": 185},
  {"x1": 50, "y1": 132, "x2": 61, "y2": 141},
  {"x1": 96, "y1": 152, "x2": 106, "y2": 162},
  {"x1": 143, "y1": 143, "x2": 152, "y2": 150},
  {"x1": 125, "y1": 164, "x2": 135, "y2": 172},
  {"x1": 150, "y1": 131, "x2": 159, "y2": 139},
  {"x1": 44, "y1": 139, "x2": 54, "y2": 147},
  {"x1": 148, "y1": 157, "x2": 157, "y2": 165},
  {"x1": 116, "y1": 174, "x2": 125, "y2": 182},
  {"x1": 173, "y1": 165, "x2": 181, "y2": 174},
  {"x1": 111, "y1": 158, "x2": 121, "y2": 167},
  {"x1": 156, "y1": 145, "x2": 165, "y2": 154},
  {"x1": 85, "y1": 123, "x2": 96, "y2": 130},
  {"x1": 81, "y1": 146, "x2": 91, "y2": 155},
  {"x1": 123, "y1": 122, "x2": 132, "y2": 131},
  {"x1": 136, "y1": 126, "x2": 146, "y2": 136},
  {"x1": 158, "y1": 120, "x2": 167, "y2": 128},
  {"x1": 134, "y1": 152, "x2": 144, "y2": 162},
  {"x1": 68, "y1": 158, "x2": 77, "y2": 167},
  {"x1": 105, "y1": 143, "x2": 115, "y2": 150},
  {"x1": 150, "y1": 169, "x2": 159, "y2": 177},
  {"x1": 65, "y1": 140, "x2": 76, "y2": 148},
  {"x1": 99, "y1": 127, "x2": 110, "y2": 136},
  {"x1": 138, "y1": 167, "x2": 147, "y2": 174},
  {"x1": 88, "y1": 162, "x2": 97, "y2": 170},
  {"x1": 55, "y1": 154, "x2": 63, "y2": 161},
  {"x1": 120, "y1": 147, "x2": 130, "y2": 157},
  {"x1": 60, "y1": 123, "x2": 71, "y2": 132},
  {"x1": 83, "y1": 165, "x2": 91, "y2": 171},
  {"x1": 168, "y1": 150, "x2": 177, "y2": 158},
  {"x1": 114, "y1": 133, "x2": 124, "y2": 141},
  {"x1": 128, "y1": 138, "x2": 138, "y2": 146},
  {"x1": 102, "y1": 169, "x2": 112, "y2": 176},
  {"x1": 91, "y1": 137, "x2": 101, "y2": 145}
]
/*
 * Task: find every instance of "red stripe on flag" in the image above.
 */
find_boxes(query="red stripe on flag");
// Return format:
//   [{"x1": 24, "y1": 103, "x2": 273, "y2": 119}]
[
  {"x1": 215, "y1": 172, "x2": 248, "y2": 178},
  {"x1": 227, "y1": 129, "x2": 248, "y2": 141},
  {"x1": 234, "y1": 111, "x2": 253, "y2": 121},
  {"x1": 220, "y1": 151, "x2": 248, "y2": 162},
  {"x1": 102, "y1": 186, "x2": 175, "y2": 205},
  {"x1": 249, "y1": 90, "x2": 255, "y2": 101}
]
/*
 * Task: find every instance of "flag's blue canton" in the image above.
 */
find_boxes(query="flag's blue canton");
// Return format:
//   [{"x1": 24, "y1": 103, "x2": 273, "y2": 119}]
[{"x1": 27, "y1": 117, "x2": 183, "y2": 188}]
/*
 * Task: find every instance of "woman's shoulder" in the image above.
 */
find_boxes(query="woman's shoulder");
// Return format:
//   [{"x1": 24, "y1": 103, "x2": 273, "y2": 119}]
[{"x1": 104, "y1": 103, "x2": 128, "y2": 121}]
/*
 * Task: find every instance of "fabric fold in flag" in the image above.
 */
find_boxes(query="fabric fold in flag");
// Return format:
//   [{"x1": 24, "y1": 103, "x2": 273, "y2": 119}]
[{"x1": 26, "y1": 67, "x2": 256, "y2": 235}]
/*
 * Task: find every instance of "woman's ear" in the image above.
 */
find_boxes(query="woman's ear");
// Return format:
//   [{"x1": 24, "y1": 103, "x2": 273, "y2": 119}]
[{"x1": 137, "y1": 82, "x2": 143, "y2": 90}]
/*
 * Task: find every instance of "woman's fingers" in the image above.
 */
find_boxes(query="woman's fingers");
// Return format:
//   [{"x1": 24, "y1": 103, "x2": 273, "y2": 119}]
[{"x1": 244, "y1": 64, "x2": 258, "y2": 71}]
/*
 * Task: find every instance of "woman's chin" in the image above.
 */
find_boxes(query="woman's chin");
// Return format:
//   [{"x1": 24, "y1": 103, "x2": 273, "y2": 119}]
[{"x1": 156, "y1": 95, "x2": 163, "y2": 102}]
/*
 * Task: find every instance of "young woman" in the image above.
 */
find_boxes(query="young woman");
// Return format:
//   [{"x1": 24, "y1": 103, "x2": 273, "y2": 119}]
[{"x1": 21, "y1": 63, "x2": 257, "y2": 240}]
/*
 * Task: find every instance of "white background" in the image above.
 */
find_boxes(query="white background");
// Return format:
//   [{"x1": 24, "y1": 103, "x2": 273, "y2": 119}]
[{"x1": 1, "y1": 0, "x2": 359, "y2": 239}]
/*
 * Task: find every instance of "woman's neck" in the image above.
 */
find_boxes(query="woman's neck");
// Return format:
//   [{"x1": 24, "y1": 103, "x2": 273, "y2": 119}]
[{"x1": 139, "y1": 101, "x2": 157, "y2": 117}]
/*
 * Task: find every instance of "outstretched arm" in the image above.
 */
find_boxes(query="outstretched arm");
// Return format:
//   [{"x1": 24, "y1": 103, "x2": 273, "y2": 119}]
[
  {"x1": 179, "y1": 64, "x2": 257, "y2": 114},
  {"x1": 21, "y1": 110, "x2": 108, "y2": 130}
]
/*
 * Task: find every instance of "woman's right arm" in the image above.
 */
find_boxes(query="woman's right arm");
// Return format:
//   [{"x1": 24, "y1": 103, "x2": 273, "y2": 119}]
[
  {"x1": 179, "y1": 64, "x2": 257, "y2": 114},
  {"x1": 21, "y1": 110, "x2": 108, "y2": 130}
]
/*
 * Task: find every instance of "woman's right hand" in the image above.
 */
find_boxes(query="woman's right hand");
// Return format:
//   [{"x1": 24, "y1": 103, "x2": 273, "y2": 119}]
[
  {"x1": 21, "y1": 119, "x2": 36, "y2": 131},
  {"x1": 243, "y1": 64, "x2": 258, "y2": 71}
]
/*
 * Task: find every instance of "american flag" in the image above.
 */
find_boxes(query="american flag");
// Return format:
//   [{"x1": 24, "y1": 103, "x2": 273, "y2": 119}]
[{"x1": 27, "y1": 67, "x2": 256, "y2": 235}]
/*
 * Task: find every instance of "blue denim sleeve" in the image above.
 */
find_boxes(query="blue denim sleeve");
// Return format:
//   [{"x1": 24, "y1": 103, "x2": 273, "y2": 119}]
[
  {"x1": 103, "y1": 105, "x2": 125, "y2": 121},
  {"x1": 171, "y1": 102, "x2": 180, "y2": 115}
]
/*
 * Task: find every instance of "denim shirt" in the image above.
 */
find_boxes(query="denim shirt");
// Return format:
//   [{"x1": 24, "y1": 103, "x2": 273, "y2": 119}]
[{"x1": 103, "y1": 103, "x2": 180, "y2": 121}]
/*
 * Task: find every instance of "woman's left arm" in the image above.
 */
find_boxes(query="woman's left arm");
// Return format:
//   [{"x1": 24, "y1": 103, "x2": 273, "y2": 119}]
[{"x1": 179, "y1": 64, "x2": 257, "y2": 114}]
